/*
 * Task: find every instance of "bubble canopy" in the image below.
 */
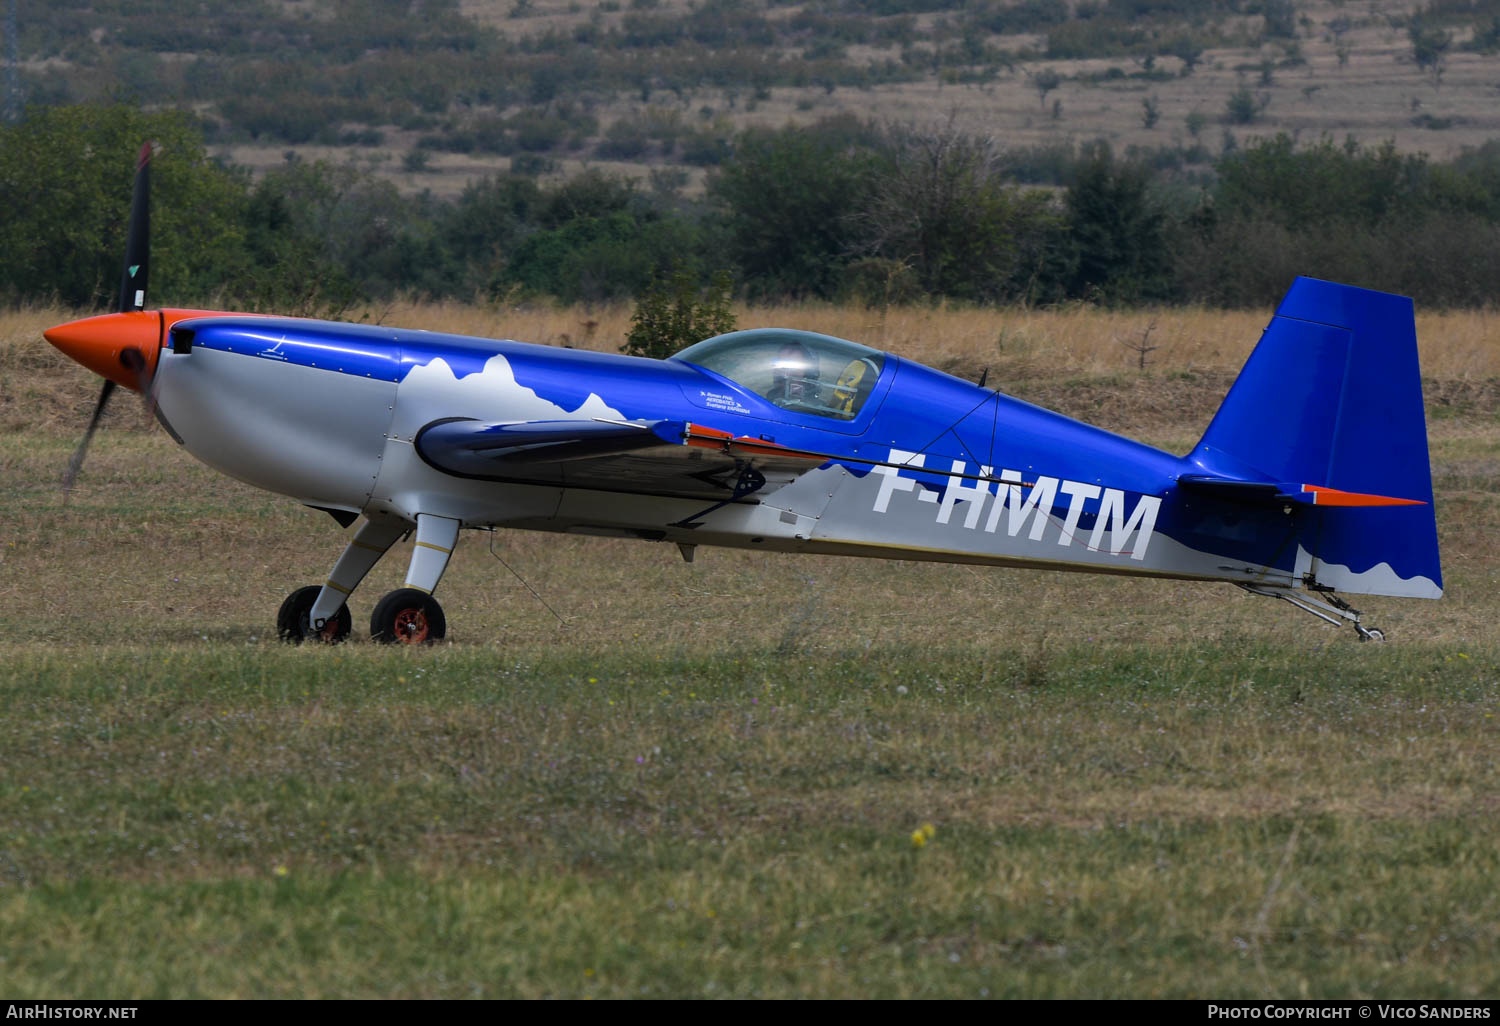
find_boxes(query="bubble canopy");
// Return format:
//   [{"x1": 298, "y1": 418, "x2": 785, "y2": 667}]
[{"x1": 672, "y1": 329, "x2": 887, "y2": 421}]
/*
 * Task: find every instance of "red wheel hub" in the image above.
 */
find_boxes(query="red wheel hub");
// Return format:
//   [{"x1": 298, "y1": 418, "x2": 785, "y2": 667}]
[{"x1": 393, "y1": 607, "x2": 429, "y2": 643}]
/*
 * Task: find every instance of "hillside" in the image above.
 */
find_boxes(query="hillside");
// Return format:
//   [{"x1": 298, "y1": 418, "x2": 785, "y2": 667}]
[{"x1": 9, "y1": 0, "x2": 1500, "y2": 197}]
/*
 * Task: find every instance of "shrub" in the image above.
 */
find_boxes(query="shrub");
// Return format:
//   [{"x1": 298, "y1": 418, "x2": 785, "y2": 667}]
[
  {"x1": 596, "y1": 119, "x2": 651, "y2": 159},
  {"x1": 622, "y1": 267, "x2": 736, "y2": 359},
  {"x1": 1223, "y1": 87, "x2": 1264, "y2": 124}
]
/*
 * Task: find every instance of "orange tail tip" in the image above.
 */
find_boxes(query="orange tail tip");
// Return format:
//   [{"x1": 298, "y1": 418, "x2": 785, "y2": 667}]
[{"x1": 1300, "y1": 484, "x2": 1427, "y2": 507}]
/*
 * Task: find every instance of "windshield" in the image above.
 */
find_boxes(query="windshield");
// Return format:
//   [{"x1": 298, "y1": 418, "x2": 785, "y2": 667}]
[{"x1": 673, "y1": 329, "x2": 886, "y2": 420}]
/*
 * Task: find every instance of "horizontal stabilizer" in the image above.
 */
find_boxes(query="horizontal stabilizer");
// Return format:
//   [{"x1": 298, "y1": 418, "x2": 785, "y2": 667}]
[
  {"x1": 1178, "y1": 476, "x2": 1427, "y2": 508},
  {"x1": 1175, "y1": 476, "x2": 1281, "y2": 504}
]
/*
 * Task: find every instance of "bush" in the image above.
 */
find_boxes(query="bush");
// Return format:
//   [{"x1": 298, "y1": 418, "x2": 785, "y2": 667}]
[
  {"x1": 997, "y1": 141, "x2": 1077, "y2": 185},
  {"x1": 596, "y1": 119, "x2": 652, "y2": 159},
  {"x1": 512, "y1": 115, "x2": 569, "y2": 153},
  {"x1": 710, "y1": 121, "x2": 875, "y2": 299},
  {"x1": 1064, "y1": 142, "x2": 1174, "y2": 303},
  {"x1": 1045, "y1": 18, "x2": 1148, "y2": 59},
  {"x1": 680, "y1": 128, "x2": 732, "y2": 166},
  {"x1": 1223, "y1": 87, "x2": 1264, "y2": 125},
  {"x1": 1214, "y1": 135, "x2": 1437, "y2": 228},
  {"x1": 511, "y1": 153, "x2": 558, "y2": 176},
  {"x1": 622, "y1": 267, "x2": 736, "y2": 359}
]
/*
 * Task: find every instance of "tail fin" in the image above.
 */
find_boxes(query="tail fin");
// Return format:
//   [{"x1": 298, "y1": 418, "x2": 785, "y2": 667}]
[{"x1": 1187, "y1": 277, "x2": 1441, "y2": 598}]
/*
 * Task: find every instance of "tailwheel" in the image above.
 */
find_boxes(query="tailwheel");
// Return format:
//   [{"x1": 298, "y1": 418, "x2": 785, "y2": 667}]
[
  {"x1": 276, "y1": 585, "x2": 351, "y2": 644},
  {"x1": 370, "y1": 588, "x2": 446, "y2": 645}
]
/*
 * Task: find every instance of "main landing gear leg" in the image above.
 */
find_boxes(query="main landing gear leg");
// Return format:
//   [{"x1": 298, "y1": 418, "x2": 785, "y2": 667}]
[
  {"x1": 280, "y1": 518, "x2": 407, "y2": 644},
  {"x1": 1239, "y1": 583, "x2": 1386, "y2": 641},
  {"x1": 370, "y1": 514, "x2": 460, "y2": 645}
]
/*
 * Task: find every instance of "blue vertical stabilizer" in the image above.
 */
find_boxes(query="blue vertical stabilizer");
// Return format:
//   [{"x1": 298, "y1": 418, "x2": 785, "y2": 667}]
[{"x1": 1185, "y1": 278, "x2": 1441, "y2": 598}]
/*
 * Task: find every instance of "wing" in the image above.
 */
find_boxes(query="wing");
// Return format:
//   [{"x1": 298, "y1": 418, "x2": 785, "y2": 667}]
[{"x1": 414, "y1": 418, "x2": 829, "y2": 501}]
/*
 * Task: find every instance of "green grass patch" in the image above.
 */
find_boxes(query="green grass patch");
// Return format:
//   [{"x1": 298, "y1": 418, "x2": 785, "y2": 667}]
[
  {"x1": 2, "y1": 643, "x2": 1497, "y2": 997},
  {"x1": 3, "y1": 816, "x2": 1497, "y2": 998}
]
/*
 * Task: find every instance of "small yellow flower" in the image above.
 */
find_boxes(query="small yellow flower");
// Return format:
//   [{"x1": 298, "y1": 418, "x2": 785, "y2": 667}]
[
  {"x1": 921, "y1": 823, "x2": 936, "y2": 840},
  {"x1": 910, "y1": 829, "x2": 927, "y2": 848},
  {"x1": 273, "y1": 865, "x2": 289, "y2": 877}
]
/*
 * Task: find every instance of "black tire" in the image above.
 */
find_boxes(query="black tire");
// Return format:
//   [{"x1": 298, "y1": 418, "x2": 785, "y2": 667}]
[
  {"x1": 369, "y1": 588, "x2": 446, "y2": 645},
  {"x1": 276, "y1": 585, "x2": 351, "y2": 644}
]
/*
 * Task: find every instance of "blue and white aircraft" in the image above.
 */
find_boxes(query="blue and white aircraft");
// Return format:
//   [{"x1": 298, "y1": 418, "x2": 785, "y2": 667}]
[{"x1": 46, "y1": 146, "x2": 1441, "y2": 644}]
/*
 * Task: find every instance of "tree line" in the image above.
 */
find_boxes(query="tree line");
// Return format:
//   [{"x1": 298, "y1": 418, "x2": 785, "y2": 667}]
[{"x1": 3, "y1": 105, "x2": 1499, "y2": 315}]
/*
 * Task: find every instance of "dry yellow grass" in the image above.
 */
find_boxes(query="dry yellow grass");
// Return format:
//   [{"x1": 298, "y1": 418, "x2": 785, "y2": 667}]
[{"x1": 336, "y1": 297, "x2": 1500, "y2": 381}]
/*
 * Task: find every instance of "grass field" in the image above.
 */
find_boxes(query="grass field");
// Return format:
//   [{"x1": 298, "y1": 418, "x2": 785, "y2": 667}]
[{"x1": 2, "y1": 302, "x2": 1498, "y2": 997}]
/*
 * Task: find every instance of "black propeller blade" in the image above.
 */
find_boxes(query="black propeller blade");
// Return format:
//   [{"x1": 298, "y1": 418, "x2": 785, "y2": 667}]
[
  {"x1": 118, "y1": 142, "x2": 151, "y2": 314},
  {"x1": 62, "y1": 141, "x2": 154, "y2": 502},
  {"x1": 62, "y1": 379, "x2": 117, "y2": 499}
]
